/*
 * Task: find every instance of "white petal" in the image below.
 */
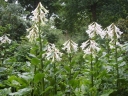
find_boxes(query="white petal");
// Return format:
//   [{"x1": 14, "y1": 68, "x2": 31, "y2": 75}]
[{"x1": 62, "y1": 39, "x2": 78, "y2": 53}]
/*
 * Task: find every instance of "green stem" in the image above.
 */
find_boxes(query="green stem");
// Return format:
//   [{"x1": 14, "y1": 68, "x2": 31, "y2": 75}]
[
  {"x1": 38, "y1": 21, "x2": 45, "y2": 96},
  {"x1": 106, "y1": 37, "x2": 110, "y2": 62},
  {"x1": 54, "y1": 62, "x2": 57, "y2": 95},
  {"x1": 90, "y1": 52, "x2": 93, "y2": 96},
  {"x1": 115, "y1": 40, "x2": 119, "y2": 90},
  {"x1": 91, "y1": 53, "x2": 93, "y2": 87},
  {"x1": 95, "y1": 56, "x2": 98, "y2": 78},
  {"x1": 105, "y1": 36, "x2": 110, "y2": 89},
  {"x1": 69, "y1": 53, "x2": 72, "y2": 96},
  {"x1": 32, "y1": 66, "x2": 36, "y2": 96},
  {"x1": 34, "y1": 46, "x2": 38, "y2": 96},
  {"x1": 69, "y1": 54, "x2": 72, "y2": 80}
]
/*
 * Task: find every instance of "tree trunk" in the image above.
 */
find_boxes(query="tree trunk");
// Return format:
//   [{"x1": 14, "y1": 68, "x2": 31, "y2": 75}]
[{"x1": 91, "y1": 2, "x2": 97, "y2": 22}]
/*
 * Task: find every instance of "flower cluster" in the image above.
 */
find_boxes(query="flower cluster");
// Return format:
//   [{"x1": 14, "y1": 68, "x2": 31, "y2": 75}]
[
  {"x1": 109, "y1": 39, "x2": 123, "y2": 49},
  {"x1": 103, "y1": 23, "x2": 123, "y2": 49},
  {"x1": 103, "y1": 23, "x2": 123, "y2": 40},
  {"x1": 86, "y1": 22, "x2": 104, "y2": 39},
  {"x1": 80, "y1": 22, "x2": 102, "y2": 56},
  {"x1": 45, "y1": 43, "x2": 63, "y2": 62},
  {"x1": 62, "y1": 39, "x2": 78, "y2": 53},
  {"x1": 31, "y1": 2, "x2": 48, "y2": 24},
  {"x1": 26, "y1": 25, "x2": 39, "y2": 42},
  {"x1": 80, "y1": 22, "x2": 123, "y2": 55},
  {"x1": 26, "y1": 1, "x2": 124, "y2": 62},
  {"x1": 0, "y1": 35, "x2": 11, "y2": 44},
  {"x1": 80, "y1": 39, "x2": 100, "y2": 55},
  {"x1": 26, "y1": 2, "x2": 48, "y2": 43}
]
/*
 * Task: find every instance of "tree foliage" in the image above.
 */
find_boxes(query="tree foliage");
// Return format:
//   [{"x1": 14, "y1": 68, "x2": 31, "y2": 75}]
[
  {"x1": 18, "y1": 0, "x2": 57, "y2": 18},
  {"x1": 0, "y1": 1, "x2": 30, "y2": 41},
  {"x1": 54, "y1": 0, "x2": 128, "y2": 34}
]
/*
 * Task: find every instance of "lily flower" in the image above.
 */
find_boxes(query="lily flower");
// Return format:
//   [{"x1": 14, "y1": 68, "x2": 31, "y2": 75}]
[
  {"x1": 80, "y1": 39, "x2": 100, "y2": 55},
  {"x1": 45, "y1": 43, "x2": 63, "y2": 62},
  {"x1": 109, "y1": 40, "x2": 123, "y2": 49},
  {"x1": 26, "y1": 2, "x2": 48, "y2": 43},
  {"x1": 86, "y1": 22, "x2": 104, "y2": 39},
  {"x1": 31, "y1": 2, "x2": 48, "y2": 24},
  {"x1": 104, "y1": 23, "x2": 123, "y2": 39},
  {"x1": 0, "y1": 35, "x2": 11, "y2": 44},
  {"x1": 26, "y1": 24, "x2": 39, "y2": 42},
  {"x1": 62, "y1": 39, "x2": 78, "y2": 53}
]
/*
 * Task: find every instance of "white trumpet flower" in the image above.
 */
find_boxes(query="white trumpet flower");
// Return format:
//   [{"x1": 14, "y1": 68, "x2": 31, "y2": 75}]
[
  {"x1": 62, "y1": 39, "x2": 78, "y2": 53},
  {"x1": 103, "y1": 23, "x2": 123, "y2": 49},
  {"x1": 80, "y1": 39, "x2": 100, "y2": 55},
  {"x1": 86, "y1": 22, "x2": 104, "y2": 39},
  {"x1": 45, "y1": 43, "x2": 63, "y2": 62},
  {"x1": 104, "y1": 23, "x2": 123, "y2": 39},
  {"x1": 26, "y1": 2, "x2": 48, "y2": 43},
  {"x1": 26, "y1": 24, "x2": 39, "y2": 42},
  {"x1": 0, "y1": 35, "x2": 11, "y2": 44},
  {"x1": 102, "y1": 27, "x2": 112, "y2": 39},
  {"x1": 109, "y1": 40, "x2": 123, "y2": 49},
  {"x1": 31, "y1": 2, "x2": 48, "y2": 24}
]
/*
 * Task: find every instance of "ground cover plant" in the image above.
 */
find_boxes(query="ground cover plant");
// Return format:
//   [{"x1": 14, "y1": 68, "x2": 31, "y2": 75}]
[{"x1": 0, "y1": 2, "x2": 128, "y2": 96}]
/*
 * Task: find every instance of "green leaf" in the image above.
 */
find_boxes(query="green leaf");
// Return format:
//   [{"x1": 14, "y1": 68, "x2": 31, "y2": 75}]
[
  {"x1": 101, "y1": 89, "x2": 114, "y2": 96},
  {"x1": 34, "y1": 73, "x2": 45, "y2": 83},
  {"x1": 18, "y1": 72, "x2": 34, "y2": 81},
  {"x1": 41, "y1": 86, "x2": 53, "y2": 94},
  {"x1": 9, "y1": 87, "x2": 32, "y2": 96},
  {"x1": 0, "y1": 67, "x2": 7, "y2": 72},
  {"x1": 7, "y1": 75, "x2": 28, "y2": 87},
  {"x1": 0, "y1": 88, "x2": 11, "y2": 96},
  {"x1": 70, "y1": 79, "x2": 79, "y2": 88},
  {"x1": 31, "y1": 57, "x2": 40, "y2": 65},
  {"x1": 73, "y1": 71, "x2": 79, "y2": 78},
  {"x1": 30, "y1": 47, "x2": 38, "y2": 55},
  {"x1": 8, "y1": 76, "x2": 18, "y2": 82},
  {"x1": 64, "y1": 65, "x2": 70, "y2": 72},
  {"x1": 28, "y1": 53, "x2": 36, "y2": 58}
]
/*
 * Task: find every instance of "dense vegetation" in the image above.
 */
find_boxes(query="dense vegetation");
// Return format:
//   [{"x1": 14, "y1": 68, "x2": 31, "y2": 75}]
[{"x1": 0, "y1": 0, "x2": 128, "y2": 96}]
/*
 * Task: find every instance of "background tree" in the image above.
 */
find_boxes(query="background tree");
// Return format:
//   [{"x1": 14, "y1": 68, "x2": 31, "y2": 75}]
[
  {"x1": 117, "y1": 17, "x2": 128, "y2": 42},
  {"x1": 17, "y1": 0, "x2": 57, "y2": 18},
  {"x1": 15, "y1": 0, "x2": 128, "y2": 43},
  {"x1": 0, "y1": 1, "x2": 30, "y2": 41},
  {"x1": 53, "y1": 0, "x2": 128, "y2": 34}
]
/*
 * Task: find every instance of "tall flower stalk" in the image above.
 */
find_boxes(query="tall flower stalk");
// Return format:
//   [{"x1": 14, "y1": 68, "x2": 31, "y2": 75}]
[
  {"x1": 26, "y1": 2, "x2": 48, "y2": 96},
  {"x1": 103, "y1": 28, "x2": 111, "y2": 62},
  {"x1": 104, "y1": 23, "x2": 123, "y2": 90},
  {"x1": 62, "y1": 39, "x2": 78, "y2": 95},
  {"x1": 0, "y1": 35, "x2": 11, "y2": 64},
  {"x1": 45, "y1": 43, "x2": 63, "y2": 95},
  {"x1": 81, "y1": 39, "x2": 100, "y2": 88},
  {"x1": 62, "y1": 39, "x2": 78, "y2": 79},
  {"x1": 81, "y1": 22, "x2": 102, "y2": 95}
]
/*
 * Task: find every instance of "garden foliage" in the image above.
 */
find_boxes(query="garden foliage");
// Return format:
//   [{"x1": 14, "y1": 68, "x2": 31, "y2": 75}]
[{"x1": 0, "y1": 2, "x2": 128, "y2": 96}]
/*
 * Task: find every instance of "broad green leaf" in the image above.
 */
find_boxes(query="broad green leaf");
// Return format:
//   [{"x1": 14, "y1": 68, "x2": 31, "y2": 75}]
[
  {"x1": 101, "y1": 89, "x2": 114, "y2": 96},
  {"x1": 0, "y1": 88, "x2": 11, "y2": 96},
  {"x1": 34, "y1": 73, "x2": 45, "y2": 83},
  {"x1": 41, "y1": 86, "x2": 53, "y2": 94},
  {"x1": 28, "y1": 53, "x2": 36, "y2": 58},
  {"x1": 18, "y1": 72, "x2": 34, "y2": 81},
  {"x1": 64, "y1": 65, "x2": 70, "y2": 72},
  {"x1": 31, "y1": 57, "x2": 40, "y2": 65},
  {"x1": 7, "y1": 75, "x2": 28, "y2": 87},
  {"x1": 9, "y1": 87, "x2": 32, "y2": 96},
  {"x1": 0, "y1": 67, "x2": 7, "y2": 72},
  {"x1": 70, "y1": 79, "x2": 79, "y2": 88}
]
